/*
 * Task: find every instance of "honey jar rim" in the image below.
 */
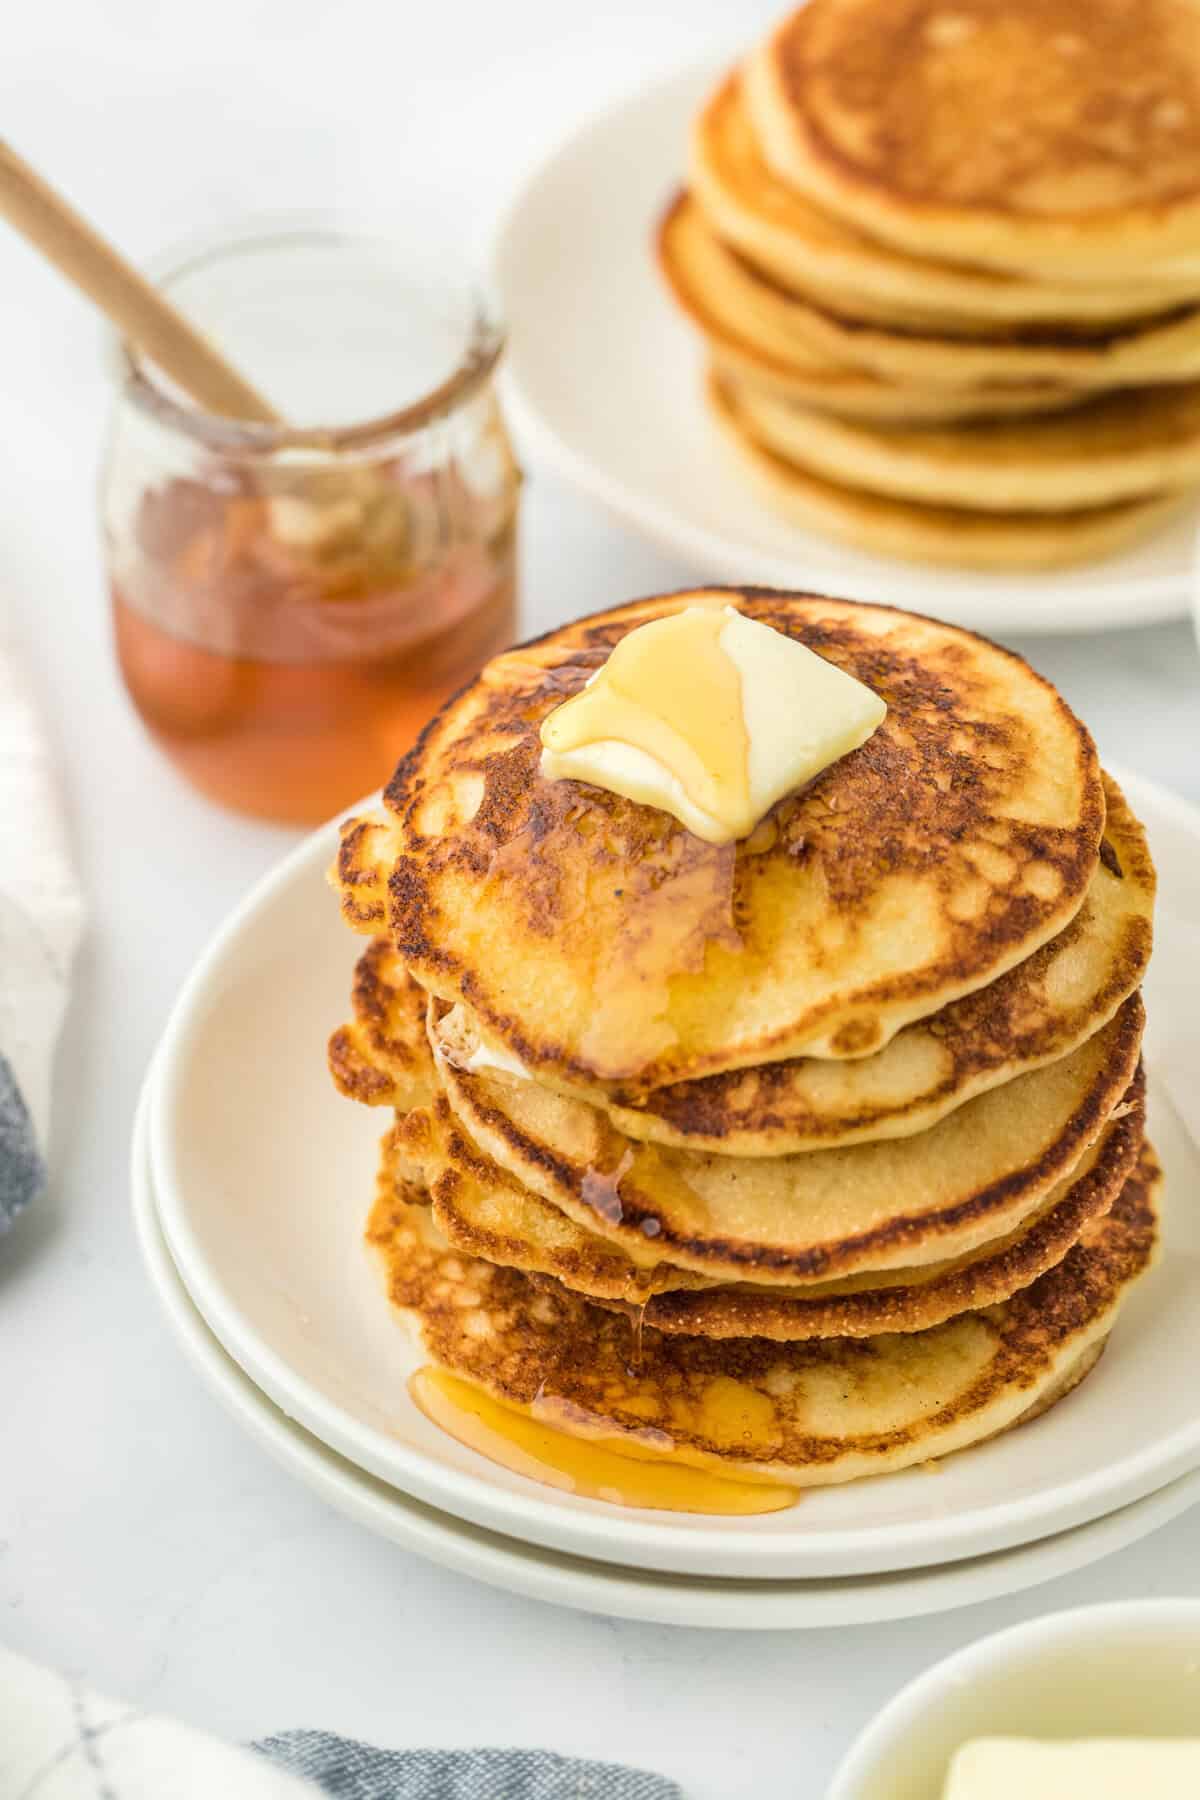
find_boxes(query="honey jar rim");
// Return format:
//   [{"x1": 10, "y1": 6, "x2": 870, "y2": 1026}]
[{"x1": 109, "y1": 211, "x2": 505, "y2": 457}]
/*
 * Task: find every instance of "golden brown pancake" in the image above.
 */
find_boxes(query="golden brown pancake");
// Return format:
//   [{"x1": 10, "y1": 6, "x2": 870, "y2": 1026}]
[
  {"x1": 328, "y1": 937, "x2": 440, "y2": 1112},
  {"x1": 731, "y1": 377, "x2": 1200, "y2": 513},
  {"x1": 425, "y1": 993, "x2": 1143, "y2": 1284},
  {"x1": 400, "y1": 1101, "x2": 713, "y2": 1296},
  {"x1": 666, "y1": 192, "x2": 1200, "y2": 391},
  {"x1": 332, "y1": 774, "x2": 1152, "y2": 1154},
  {"x1": 395, "y1": 1080, "x2": 1143, "y2": 1339},
  {"x1": 331, "y1": 814, "x2": 397, "y2": 936},
  {"x1": 570, "y1": 777, "x2": 1152, "y2": 1151},
  {"x1": 691, "y1": 71, "x2": 1200, "y2": 331},
  {"x1": 366, "y1": 1141, "x2": 1160, "y2": 1489},
  {"x1": 657, "y1": 191, "x2": 1091, "y2": 421},
  {"x1": 745, "y1": 0, "x2": 1200, "y2": 281},
  {"x1": 711, "y1": 378, "x2": 1184, "y2": 570},
  {"x1": 329, "y1": 930, "x2": 1146, "y2": 1335},
  {"x1": 702, "y1": 332, "x2": 1085, "y2": 425},
  {"x1": 335, "y1": 592, "x2": 1104, "y2": 1095}
]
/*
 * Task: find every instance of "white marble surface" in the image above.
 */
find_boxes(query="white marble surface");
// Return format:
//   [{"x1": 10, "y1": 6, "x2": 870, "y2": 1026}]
[{"x1": 3, "y1": 3, "x2": 1200, "y2": 1795}]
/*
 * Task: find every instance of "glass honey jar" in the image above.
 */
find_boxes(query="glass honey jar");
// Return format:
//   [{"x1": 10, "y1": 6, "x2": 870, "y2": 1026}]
[{"x1": 100, "y1": 220, "x2": 519, "y2": 825}]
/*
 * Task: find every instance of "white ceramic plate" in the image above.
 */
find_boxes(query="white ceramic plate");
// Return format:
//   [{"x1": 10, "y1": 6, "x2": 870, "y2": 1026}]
[
  {"x1": 146, "y1": 768, "x2": 1200, "y2": 1582},
  {"x1": 491, "y1": 62, "x2": 1198, "y2": 637},
  {"x1": 134, "y1": 1088, "x2": 1200, "y2": 1630}
]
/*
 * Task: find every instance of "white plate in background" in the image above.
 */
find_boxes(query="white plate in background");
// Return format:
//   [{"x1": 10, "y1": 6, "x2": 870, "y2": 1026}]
[
  {"x1": 145, "y1": 769, "x2": 1200, "y2": 1582},
  {"x1": 492, "y1": 63, "x2": 1198, "y2": 637}
]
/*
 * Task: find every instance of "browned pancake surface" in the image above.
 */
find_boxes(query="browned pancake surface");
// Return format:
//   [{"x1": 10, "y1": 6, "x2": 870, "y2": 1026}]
[
  {"x1": 690, "y1": 70, "x2": 1200, "y2": 328},
  {"x1": 333, "y1": 771, "x2": 1151, "y2": 1154},
  {"x1": 429, "y1": 994, "x2": 1143, "y2": 1284},
  {"x1": 354, "y1": 591, "x2": 1102, "y2": 1094},
  {"x1": 394, "y1": 1080, "x2": 1144, "y2": 1338},
  {"x1": 366, "y1": 1144, "x2": 1160, "y2": 1485},
  {"x1": 777, "y1": 0, "x2": 1200, "y2": 217}
]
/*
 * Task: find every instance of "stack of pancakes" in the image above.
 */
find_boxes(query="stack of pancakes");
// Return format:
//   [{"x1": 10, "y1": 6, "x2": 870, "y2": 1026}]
[
  {"x1": 658, "y1": 0, "x2": 1200, "y2": 568},
  {"x1": 329, "y1": 589, "x2": 1159, "y2": 1498}
]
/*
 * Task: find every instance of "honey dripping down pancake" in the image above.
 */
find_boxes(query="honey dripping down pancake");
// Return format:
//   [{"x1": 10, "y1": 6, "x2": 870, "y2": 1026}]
[
  {"x1": 424, "y1": 995, "x2": 1143, "y2": 1285},
  {"x1": 391, "y1": 1152, "x2": 790, "y2": 1511},
  {"x1": 367, "y1": 1145, "x2": 1160, "y2": 1498},
  {"x1": 334, "y1": 591, "x2": 1103, "y2": 1095},
  {"x1": 333, "y1": 962, "x2": 1146, "y2": 1336},
  {"x1": 392, "y1": 1138, "x2": 790, "y2": 1511},
  {"x1": 332, "y1": 771, "x2": 1151, "y2": 1154},
  {"x1": 388, "y1": 1078, "x2": 1145, "y2": 1339}
]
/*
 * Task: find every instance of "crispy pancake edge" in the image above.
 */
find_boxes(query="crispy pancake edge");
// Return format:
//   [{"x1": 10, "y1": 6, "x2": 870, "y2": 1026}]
[
  {"x1": 430, "y1": 991, "x2": 1144, "y2": 1283},
  {"x1": 365, "y1": 1143, "x2": 1160, "y2": 1486},
  {"x1": 395, "y1": 1076, "x2": 1143, "y2": 1337}
]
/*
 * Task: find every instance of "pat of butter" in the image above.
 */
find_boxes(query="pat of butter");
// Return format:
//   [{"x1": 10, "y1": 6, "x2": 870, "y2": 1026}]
[
  {"x1": 943, "y1": 1737, "x2": 1200, "y2": 1798},
  {"x1": 538, "y1": 602, "x2": 885, "y2": 844},
  {"x1": 463, "y1": 1036, "x2": 530, "y2": 1082}
]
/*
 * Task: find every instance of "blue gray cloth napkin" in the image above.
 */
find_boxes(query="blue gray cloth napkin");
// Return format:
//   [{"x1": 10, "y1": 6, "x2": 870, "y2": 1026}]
[
  {"x1": 256, "y1": 1732, "x2": 682, "y2": 1798},
  {"x1": 0, "y1": 640, "x2": 83, "y2": 1232}
]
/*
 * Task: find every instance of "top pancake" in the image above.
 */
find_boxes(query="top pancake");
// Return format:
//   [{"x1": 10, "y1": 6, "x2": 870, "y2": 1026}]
[
  {"x1": 692, "y1": 72, "x2": 1200, "y2": 331},
  {"x1": 335, "y1": 763, "x2": 1154, "y2": 1158},
  {"x1": 354, "y1": 591, "x2": 1102, "y2": 1096},
  {"x1": 745, "y1": 0, "x2": 1200, "y2": 281}
]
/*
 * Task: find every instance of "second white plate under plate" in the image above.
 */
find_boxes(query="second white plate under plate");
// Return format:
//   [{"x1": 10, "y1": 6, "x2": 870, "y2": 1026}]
[
  {"x1": 145, "y1": 769, "x2": 1200, "y2": 1584},
  {"x1": 491, "y1": 61, "x2": 1199, "y2": 637},
  {"x1": 134, "y1": 1090, "x2": 1200, "y2": 1631}
]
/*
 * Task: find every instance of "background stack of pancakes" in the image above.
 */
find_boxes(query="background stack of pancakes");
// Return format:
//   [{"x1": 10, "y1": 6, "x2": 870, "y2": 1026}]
[
  {"x1": 658, "y1": 0, "x2": 1200, "y2": 569},
  {"x1": 329, "y1": 590, "x2": 1159, "y2": 1497}
]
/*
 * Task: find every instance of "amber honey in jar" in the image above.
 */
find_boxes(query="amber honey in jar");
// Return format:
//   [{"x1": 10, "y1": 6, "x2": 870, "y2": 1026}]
[{"x1": 100, "y1": 221, "x2": 519, "y2": 825}]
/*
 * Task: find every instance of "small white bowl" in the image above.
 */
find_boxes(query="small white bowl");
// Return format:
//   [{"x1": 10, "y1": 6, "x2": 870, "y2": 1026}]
[{"x1": 829, "y1": 1599, "x2": 1200, "y2": 1800}]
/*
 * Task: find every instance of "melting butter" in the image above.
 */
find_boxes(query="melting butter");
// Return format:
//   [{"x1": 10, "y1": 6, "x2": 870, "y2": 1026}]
[
  {"x1": 943, "y1": 1739, "x2": 1200, "y2": 1799},
  {"x1": 409, "y1": 1365, "x2": 797, "y2": 1515},
  {"x1": 462, "y1": 1035, "x2": 530, "y2": 1082},
  {"x1": 539, "y1": 602, "x2": 886, "y2": 844}
]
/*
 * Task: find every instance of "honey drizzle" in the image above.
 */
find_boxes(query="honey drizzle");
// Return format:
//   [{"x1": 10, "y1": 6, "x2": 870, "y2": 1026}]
[
  {"x1": 580, "y1": 1148, "x2": 635, "y2": 1225},
  {"x1": 479, "y1": 785, "x2": 742, "y2": 1085},
  {"x1": 539, "y1": 605, "x2": 751, "y2": 833},
  {"x1": 581, "y1": 839, "x2": 742, "y2": 1081},
  {"x1": 631, "y1": 1299, "x2": 647, "y2": 1374},
  {"x1": 409, "y1": 1365, "x2": 798, "y2": 1516}
]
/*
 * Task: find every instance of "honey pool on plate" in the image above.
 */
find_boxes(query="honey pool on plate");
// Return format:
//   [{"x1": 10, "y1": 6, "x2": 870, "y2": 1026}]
[{"x1": 410, "y1": 1365, "x2": 799, "y2": 1516}]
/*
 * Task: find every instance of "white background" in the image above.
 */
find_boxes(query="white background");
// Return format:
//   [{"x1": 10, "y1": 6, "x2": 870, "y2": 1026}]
[{"x1": 3, "y1": 3, "x2": 1200, "y2": 1795}]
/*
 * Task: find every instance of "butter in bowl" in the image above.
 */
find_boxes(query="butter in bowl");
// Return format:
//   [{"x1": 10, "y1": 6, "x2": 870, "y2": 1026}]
[
  {"x1": 944, "y1": 1735, "x2": 1200, "y2": 1798},
  {"x1": 829, "y1": 1600, "x2": 1200, "y2": 1800}
]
